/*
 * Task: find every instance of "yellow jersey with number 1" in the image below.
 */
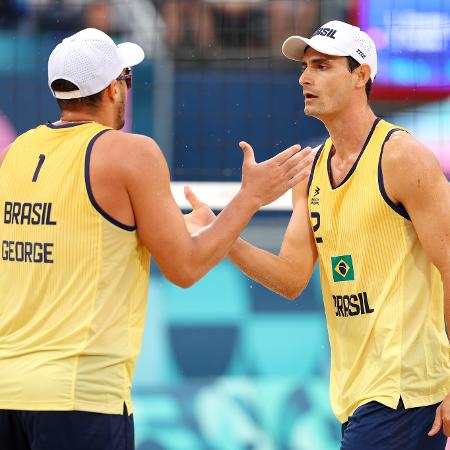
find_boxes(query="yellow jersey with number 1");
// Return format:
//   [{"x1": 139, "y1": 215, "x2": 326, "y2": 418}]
[
  {"x1": 0, "y1": 122, "x2": 150, "y2": 414},
  {"x1": 308, "y1": 117, "x2": 450, "y2": 423}
]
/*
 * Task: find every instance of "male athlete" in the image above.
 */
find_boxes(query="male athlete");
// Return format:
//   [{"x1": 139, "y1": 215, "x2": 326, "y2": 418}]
[
  {"x1": 0, "y1": 28, "x2": 313, "y2": 449},
  {"x1": 185, "y1": 20, "x2": 450, "y2": 449}
]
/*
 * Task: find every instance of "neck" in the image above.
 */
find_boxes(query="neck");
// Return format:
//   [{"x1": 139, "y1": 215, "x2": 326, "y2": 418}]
[
  {"x1": 59, "y1": 111, "x2": 98, "y2": 123},
  {"x1": 58, "y1": 108, "x2": 115, "y2": 128},
  {"x1": 322, "y1": 104, "x2": 377, "y2": 157}
]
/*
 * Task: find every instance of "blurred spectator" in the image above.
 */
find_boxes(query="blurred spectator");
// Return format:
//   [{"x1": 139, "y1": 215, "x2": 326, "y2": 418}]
[
  {"x1": 156, "y1": 0, "x2": 267, "y2": 50},
  {"x1": 156, "y1": 0, "x2": 215, "y2": 49},
  {"x1": 30, "y1": 0, "x2": 84, "y2": 32},
  {"x1": 269, "y1": 0, "x2": 320, "y2": 50},
  {"x1": 25, "y1": 0, "x2": 115, "y2": 34},
  {"x1": 203, "y1": 0, "x2": 267, "y2": 47},
  {"x1": 0, "y1": 0, "x2": 24, "y2": 29},
  {"x1": 84, "y1": 0, "x2": 114, "y2": 33},
  {"x1": 156, "y1": 0, "x2": 320, "y2": 52}
]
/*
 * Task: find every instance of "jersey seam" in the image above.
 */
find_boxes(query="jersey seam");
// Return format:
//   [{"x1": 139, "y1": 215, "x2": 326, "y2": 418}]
[
  {"x1": 398, "y1": 229, "x2": 405, "y2": 400},
  {"x1": 70, "y1": 218, "x2": 104, "y2": 405}
]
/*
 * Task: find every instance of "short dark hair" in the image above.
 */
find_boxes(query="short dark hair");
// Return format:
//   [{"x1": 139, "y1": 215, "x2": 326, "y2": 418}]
[
  {"x1": 51, "y1": 79, "x2": 104, "y2": 110},
  {"x1": 346, "y1": 56, "x2": 372, "y2": 99}
]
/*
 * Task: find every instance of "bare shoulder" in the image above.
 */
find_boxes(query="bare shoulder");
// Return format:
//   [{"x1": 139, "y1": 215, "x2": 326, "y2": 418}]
[
  {"x1": 0, "y1": 145, "x2": 11, "y2": 168},
  {"x1": 383, "y1": 130, "x2": 441, "y2": 176},
  {"x1": 93, "y1": 130, "x2": 168, "y2": 177},
  {"x1": 95, "y1": 130, "x2": 163, "y2": 159},
  {"x1": 382, "y1": 130, "x2": 447, "y2": 203}
]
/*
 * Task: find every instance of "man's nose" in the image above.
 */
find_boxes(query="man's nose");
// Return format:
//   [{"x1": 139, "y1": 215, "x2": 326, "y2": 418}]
[{"x1": 299, "y1": 70, "x2": 310, "y2": 87}]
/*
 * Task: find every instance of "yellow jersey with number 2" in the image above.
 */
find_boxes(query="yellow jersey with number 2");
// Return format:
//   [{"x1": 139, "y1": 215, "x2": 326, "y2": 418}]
[{"x1": 308, "y1": 117, "x2": 450, "y2": 423}]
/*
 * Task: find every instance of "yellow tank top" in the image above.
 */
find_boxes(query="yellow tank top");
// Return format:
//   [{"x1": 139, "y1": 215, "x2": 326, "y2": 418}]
[
  {"x1": 0, "y1": 122, "x2": 150, "y2": 414},
  {"x1": 308, "y1": 118, "x2": 450, "y2": 423}
]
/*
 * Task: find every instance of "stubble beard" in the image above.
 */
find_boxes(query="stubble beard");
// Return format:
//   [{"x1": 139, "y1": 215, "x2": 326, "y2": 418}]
[{"x1": 116, "y1": 98, "x2": 126, "y2": 130}]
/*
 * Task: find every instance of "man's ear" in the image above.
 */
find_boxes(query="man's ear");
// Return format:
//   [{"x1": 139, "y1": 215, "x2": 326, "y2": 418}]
[
  {"x1": 105, "y1": 80, "x2": 119, "y2": 101},
  {"x1": 355, "y1": 64, "x2": 371, "y2": 88}
]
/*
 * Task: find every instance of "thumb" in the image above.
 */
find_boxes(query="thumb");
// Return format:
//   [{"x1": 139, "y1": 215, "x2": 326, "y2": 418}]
[
  {"x1": 239, "y1": 141, "x2": 255, "y2": 165},
  {"x1": 184, "y1": 186, "x2": 202, "y2": 210},
  {"x1": 428, "y1": 405, "x2": 442, "y2": 436}
]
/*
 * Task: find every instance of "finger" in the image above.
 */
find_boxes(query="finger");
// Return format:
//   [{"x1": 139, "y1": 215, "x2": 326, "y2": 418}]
[
  {"x1": 428, "y1": 406, "x2": 442, "y2": 436},
  {"x1": 288, "y1": 168, "x2": 312, "y2": 188},
  {"x1": 282, "y1": 147, "x2": 314, "y2": 175},
  {"x1": 184, "y1": 186, "x2": 202, "y2": 210},
  {"x1": 239, "y1": 141, "x2": 255, "y2": 165},
  {"x1": 272, "y1": 144, "x2": 302, "y2": 165},
  {"x1": 284, "y1": 151, "x2": 315, "y2": 179}
]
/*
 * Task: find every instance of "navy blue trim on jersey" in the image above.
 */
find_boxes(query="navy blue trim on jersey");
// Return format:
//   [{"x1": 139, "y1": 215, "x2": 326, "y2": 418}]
[
  {"x1": 85, "y1": 129, "x2": 137, "y2": 232},
  {"x1": 306, "y1": 144, "x2": 324, "y2": 196},
  {"x1": 378, "y1": 128, "x2": 411, "y2": 221},
  {"x1": 327, "y1": 117, "x2": 381, "y2": 190},
  {"x1": 46, "y1": 121, "x2": 94, "y2": 129}
]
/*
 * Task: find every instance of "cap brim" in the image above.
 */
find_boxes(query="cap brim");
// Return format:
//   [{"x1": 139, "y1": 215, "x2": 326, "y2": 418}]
[
  {"x1": 118, "y1": 42, "x2": 145, "y2": 68},
  {"x1": 282, "y1": 36, "x2": 349, "y2": 61}
]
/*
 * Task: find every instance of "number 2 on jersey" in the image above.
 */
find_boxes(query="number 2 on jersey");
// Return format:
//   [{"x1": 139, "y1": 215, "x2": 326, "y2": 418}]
[
  {"x1": 311, "y1": 212, "x2": 323, "y2": 243},
  {"x1": 32, "y1": 154, "x2": 46, "y2": 182}
]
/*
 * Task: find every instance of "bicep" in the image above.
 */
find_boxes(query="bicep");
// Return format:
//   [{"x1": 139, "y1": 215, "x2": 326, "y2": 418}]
[
  {"x1": 125, "y1": 140, "x2": 192, "y2": 270},
  {"x1": 386, "y1": 140, "x2": 450, "y2": 273},
  {"x1": 405, "y1": 173, "x2": 450, "y2": 272}
]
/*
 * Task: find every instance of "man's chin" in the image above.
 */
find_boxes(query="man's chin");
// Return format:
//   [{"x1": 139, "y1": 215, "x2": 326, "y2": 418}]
[{"x1": 304, "y1": 106, "x2": 318, "y2": 118}]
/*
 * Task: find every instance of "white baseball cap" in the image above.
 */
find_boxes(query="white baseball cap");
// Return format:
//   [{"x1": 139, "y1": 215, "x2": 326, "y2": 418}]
[
  {"x1": 282, "y1": 20, "x2": 377, "y2": 81},
  {"x1": 48, "y1": 28, "x2": 145, "y2": 99}
]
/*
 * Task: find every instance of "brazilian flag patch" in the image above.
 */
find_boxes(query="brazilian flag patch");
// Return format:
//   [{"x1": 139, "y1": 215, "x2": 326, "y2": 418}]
[{"x1": 331, "y1": 255, "x2": 355, "y2": 282}]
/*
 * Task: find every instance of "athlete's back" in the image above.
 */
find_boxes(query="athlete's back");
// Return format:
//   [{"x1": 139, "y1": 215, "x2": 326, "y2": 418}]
[{"x1": 0, "y1": 122, "x2": 150, "y2": 414}]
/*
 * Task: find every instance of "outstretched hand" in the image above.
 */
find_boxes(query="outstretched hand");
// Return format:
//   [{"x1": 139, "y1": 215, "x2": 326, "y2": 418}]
[
  {"x1": 183, "y1": 186, "x2": 216, "y2": 234},
  {"x1": 239, "y1": 141, "x2": 314, "y2": 208}
]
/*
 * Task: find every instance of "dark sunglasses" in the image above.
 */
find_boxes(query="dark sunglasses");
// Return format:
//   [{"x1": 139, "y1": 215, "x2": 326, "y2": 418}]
[{"x1": 116, "y1": 68, "x2": 132, "y2": 89}]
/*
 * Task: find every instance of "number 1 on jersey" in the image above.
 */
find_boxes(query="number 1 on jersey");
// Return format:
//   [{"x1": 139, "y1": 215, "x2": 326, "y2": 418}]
[{"x1": 32, "y1": 154, "x2": 46, "y2": 182}]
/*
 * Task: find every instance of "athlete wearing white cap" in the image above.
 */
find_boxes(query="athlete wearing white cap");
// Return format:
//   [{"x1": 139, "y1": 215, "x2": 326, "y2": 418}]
[
  {"x1": 48, "y1": 28, "x2": 145, "y2": 100},
  {"x1": 282, "y1": 20, "x2": 377, "y2": 81},
  {"x1": 0, "y1": 28, "x2": 313, "y2": 449},
  {"x1": 185, "y1": 20, "x2": 450, "y2": 450}
]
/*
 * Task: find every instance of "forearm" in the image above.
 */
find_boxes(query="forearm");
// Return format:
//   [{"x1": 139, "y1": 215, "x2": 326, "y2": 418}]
[
  {"x1": 228, "y1": 238, "x2": 307, "y2": 299},
  {"x1": 187, "y1": 190, "x2": 259, "y2": 282}
]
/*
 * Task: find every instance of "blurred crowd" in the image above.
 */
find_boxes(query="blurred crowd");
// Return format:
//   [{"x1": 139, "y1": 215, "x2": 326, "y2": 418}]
[
  {"x1": 0, "y1": 0, "x2": 117, "y2": 34},
  {"x1": 1, "y1": 0, "x2": 321, "y2": 53},
  {"x1": 155, "y1": 0, "x2": 320, "y2": 51}
]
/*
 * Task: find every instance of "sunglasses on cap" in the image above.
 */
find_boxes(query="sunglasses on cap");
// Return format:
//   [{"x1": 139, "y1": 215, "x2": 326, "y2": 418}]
[{"x1": 116, "y1": 67, "x2": 132, "y2": 89}]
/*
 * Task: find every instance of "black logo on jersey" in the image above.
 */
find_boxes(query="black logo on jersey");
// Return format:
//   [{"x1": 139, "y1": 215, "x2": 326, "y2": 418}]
[
  {"x1": 333, "y1": 291, "x2": 374, "y2": 318},
  {"x1": 311, "y1": 185, "x2": 320, "y2": 206}
]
